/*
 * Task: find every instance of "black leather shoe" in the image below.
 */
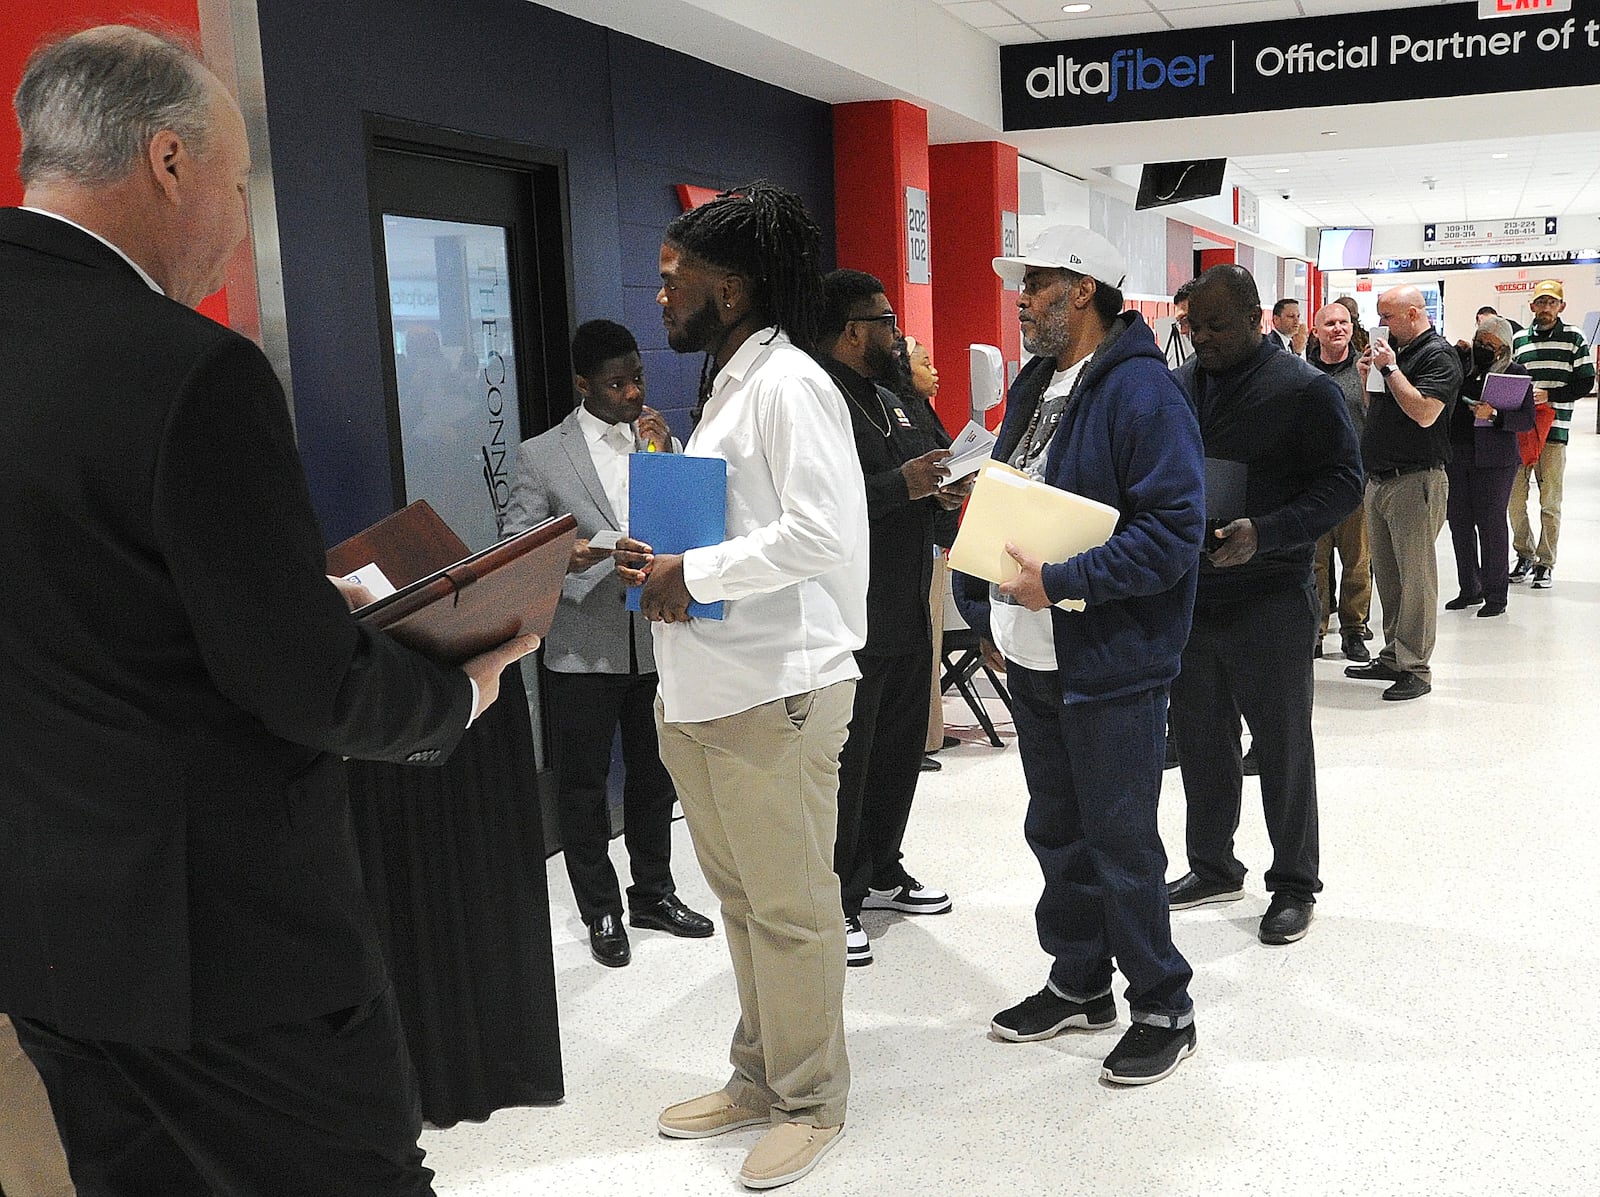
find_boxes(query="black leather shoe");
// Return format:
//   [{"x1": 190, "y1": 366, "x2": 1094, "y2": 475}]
[
  {"x1": 589, "y1": 913, "x2": 631, "y2": 967},
  {"x1": 1341, "y1": 635, "x2": 1370, "y2": 663},
  {"x1": 1259, "y1": 895, "x2": 1314, "y2": 945},
  {"x1": 1443, "y1": 593, "x2": 1484, "y2": 611},
  {"x1": 629, "y1": 894, "x2": 714, "y2": 939},
  {"x1": 1477, "y1": 602, "x2": 1506, "y2": 618},
  {"x1": 1382, "y1": 674, "x2": 1431, "y2": 702},
  {"x1": 1345, "y1": 660, "x2": 1402, "y2": 682},
  {"x1": 920, "y1": 754, "x2": 942, "y2": 772}
]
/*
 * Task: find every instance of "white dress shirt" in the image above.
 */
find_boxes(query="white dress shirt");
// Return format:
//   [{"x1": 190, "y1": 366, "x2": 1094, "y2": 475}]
[
  {"x1": 653, "y1": 328, "x2": 868, "y2": 724},
  {"x1": 574, "y1": 402, "x2": 634, "y2": 528}
]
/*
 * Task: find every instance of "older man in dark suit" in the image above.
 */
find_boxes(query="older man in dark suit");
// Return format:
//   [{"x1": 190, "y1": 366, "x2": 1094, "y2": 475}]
[
  {"x1": 503, "y1": 320, "x2": 712, "y2": 969},
  {"x1": 0, "y1": 26, "x2": 536, "y2": 1195}
]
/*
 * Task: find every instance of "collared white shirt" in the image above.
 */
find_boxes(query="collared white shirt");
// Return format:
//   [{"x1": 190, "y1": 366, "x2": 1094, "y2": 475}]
[
  {"x1": 992, "y1": 359, "x2": 1086, "y2": 672},
  {"x1": 22, "y1": 207, "x2": 165, "y2": 294},
  {"x1": 574, "y1": 402, "x2": 634, "y2": 529},
  {"x1": 653, "y1": 328, "x2": 868, "y2": 724}
]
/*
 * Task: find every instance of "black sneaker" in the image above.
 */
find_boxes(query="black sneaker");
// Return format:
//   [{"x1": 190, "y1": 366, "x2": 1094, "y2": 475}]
[
  {"x1": 1101, "y1": 1022, "x2": 1197, "y2": 1085},
  {"x1": 1531, "y1": 565, "x2": 1553, "y2": 589},
  {"x1": 1509, "y1": 555, "x2": 1535, "y2": 583},
  {"x1": 862, "y1": 877, "x2": 951, "y2": 914},
  {"x1": 1259, "y1": 894, "x2": 1314, "y2": 944},
  {"x1": 1166, "y1": 872, "x2": 1245, "y2": 910},
  {"x1": 991, "y1": 987, "x2": 1117, "y2": 1043}
]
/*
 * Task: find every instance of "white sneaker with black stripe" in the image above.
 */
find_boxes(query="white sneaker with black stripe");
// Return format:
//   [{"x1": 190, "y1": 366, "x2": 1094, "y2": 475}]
[
  {"x1": 861, "y1": 877, "x2": 952, "y2": 915},
  {"x1": 844, "y1": 915, "x2": 872, "y2": 967}
]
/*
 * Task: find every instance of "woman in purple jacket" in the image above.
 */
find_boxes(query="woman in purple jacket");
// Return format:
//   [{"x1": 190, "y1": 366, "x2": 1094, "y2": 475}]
[{"x1": 1444, "y1": 315, "x2": 1535, "y2": 618}]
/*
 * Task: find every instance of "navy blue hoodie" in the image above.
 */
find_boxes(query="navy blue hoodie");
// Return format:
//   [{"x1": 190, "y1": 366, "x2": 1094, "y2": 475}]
[{"x1": 955, "y1": 312, "x2": 1204, "y2": 704}]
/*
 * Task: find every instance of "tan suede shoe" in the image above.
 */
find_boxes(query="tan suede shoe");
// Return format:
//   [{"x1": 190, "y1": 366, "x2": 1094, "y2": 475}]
[
  {"x1": 657, "y1": 1089, "x2": 768, "y2": 1139},
  {"x1": 738, "y1": 1121, "x2": 844, "y2": 1189}
]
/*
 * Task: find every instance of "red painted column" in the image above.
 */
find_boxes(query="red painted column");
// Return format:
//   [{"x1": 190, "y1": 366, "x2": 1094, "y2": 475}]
[
  {"x1": 928, "y1": 141, "x2": 1020, "y2": 433},
  {"x1": 833, "y1": 99, "x2": 932, "y2": 352}
]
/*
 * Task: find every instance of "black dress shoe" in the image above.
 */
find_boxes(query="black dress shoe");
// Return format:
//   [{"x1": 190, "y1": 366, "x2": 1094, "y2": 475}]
[
  {"x1": 1382, "y1": 673, "x2": 1431, "y2": 702},
  {"x1": 1477, "y1": 601, "x2": 1507, "y2": 618},
  {"x1": 1444, "y1": 593, "x2": 1484, "y2": 611},
  {"x1": 1259, "y1": 895, "x2": 1314, "y2": 944},
  {"x1": 589, "y1": 913, "x2": 631, "y2": 967},
  {"x1": 1345, "y1": 660, "x2": 1402, "y2": 682},
  {"x1": 920, "y1": 754, "x2": 942, "y2": 772},
  {"x1": 629, "y1": 894, "x2": 714, "y2": 939},
  {"x1": 1341, "y1": 635, "x2": 1370, "y2": 663}
]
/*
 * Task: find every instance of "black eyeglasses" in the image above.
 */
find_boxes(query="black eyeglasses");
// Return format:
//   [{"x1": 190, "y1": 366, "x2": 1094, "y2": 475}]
[{"x1": 849, "y1": 312, "x2": 899, "y2": 326}]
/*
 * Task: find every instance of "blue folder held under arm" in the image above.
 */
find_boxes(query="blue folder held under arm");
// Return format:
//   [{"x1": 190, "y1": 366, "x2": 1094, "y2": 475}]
[{"x1": 626, "y1": 452, "x2": 727, "y2": 620}]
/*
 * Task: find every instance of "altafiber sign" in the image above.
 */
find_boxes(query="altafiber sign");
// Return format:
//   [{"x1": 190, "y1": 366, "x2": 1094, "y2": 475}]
[{"x1": 1001, "y1": 1, "x2": 1600, "y2": 129}]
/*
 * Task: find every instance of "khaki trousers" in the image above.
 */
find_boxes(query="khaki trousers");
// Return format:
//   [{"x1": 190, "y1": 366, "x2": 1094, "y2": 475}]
[
  {"x1": 0, "y1": 1014, "x2": 75, "y2": 1197},
  {"x1": 1366, "y1": 468, "x2": 1448, "y2": 683},
  {"x1": 1509, "y1": 441, "x2": 1565, "y2": 568},
  {"x1": 656, "y1": 681, "x2": 854, "y2": 1128},
  {"x1": 1313, "y1": 502, "x2": 1371, "y2": 639}
]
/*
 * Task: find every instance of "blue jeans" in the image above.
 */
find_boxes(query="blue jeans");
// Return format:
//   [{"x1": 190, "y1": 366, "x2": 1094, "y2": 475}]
[{"x1": 1007, "y1": 665, "x2": 1193, "y2": 1027}]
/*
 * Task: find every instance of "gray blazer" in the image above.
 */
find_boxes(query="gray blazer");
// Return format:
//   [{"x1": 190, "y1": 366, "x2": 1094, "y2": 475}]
[{"x1": 503, "y1": 407, "x2": 671, "y2": 674}]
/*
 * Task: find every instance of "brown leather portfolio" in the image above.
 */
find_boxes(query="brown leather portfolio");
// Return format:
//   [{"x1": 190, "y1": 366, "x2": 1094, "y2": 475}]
[{"x1": 326, "y1": 502, "x2": 577, "y2": 665}]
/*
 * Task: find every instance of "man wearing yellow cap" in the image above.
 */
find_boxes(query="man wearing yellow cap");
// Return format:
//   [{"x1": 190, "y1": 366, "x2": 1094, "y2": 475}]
[{"x1": 1508, "y1": 280, "x2": 1596, "y2": 589}]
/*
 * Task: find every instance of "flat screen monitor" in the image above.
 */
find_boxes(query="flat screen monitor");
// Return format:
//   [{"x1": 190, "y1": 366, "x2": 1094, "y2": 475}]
[
  {"x1": 1134, "y1": 159, "x2": 1227, "y2": 210},
  {"x1": 1317, "y1": 227, "x2": 1374, "y2": 270}
]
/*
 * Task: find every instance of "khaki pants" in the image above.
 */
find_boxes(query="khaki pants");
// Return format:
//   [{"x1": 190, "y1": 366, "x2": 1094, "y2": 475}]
[
  {"x1": 1509, "y1": 441, "x2": 1565, "y2": 568},
  {"x1": 655, "y1": 682, "x2": 854, "y2": 1128},
  {"x1": 1314, "y1": 502, "x2": 1371, "y2": 639},
  {"x1": 1366, "y1": 468, "x2": 1447, "y2": 683},
  {"x1": 0, "y1": 1013, "x2": 75, "y2": 1197}
]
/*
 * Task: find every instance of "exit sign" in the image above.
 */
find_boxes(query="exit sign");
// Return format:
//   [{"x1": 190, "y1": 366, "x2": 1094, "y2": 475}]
[{"x1": 1478, "y1": 0, "x2": 1570, "y2": 18}]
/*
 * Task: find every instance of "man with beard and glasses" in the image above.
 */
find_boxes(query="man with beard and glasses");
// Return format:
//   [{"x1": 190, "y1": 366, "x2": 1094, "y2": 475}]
[
  {"x1": 952, "y1": 226, "x2": 1205, "y2": 1086},
  {"x1": 815, "y1": 269, "x2": 964, "y2": 969},
  {"x1": 1166, "y1": 266, "x2": 1361, "y2": 948},
  {"x1": 616, "y1": 183, "x2": 867, "y2": 1190}
]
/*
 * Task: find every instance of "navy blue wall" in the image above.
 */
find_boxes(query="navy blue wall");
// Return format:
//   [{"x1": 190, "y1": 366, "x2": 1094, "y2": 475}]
[{"x1": 257, "y1": 0, "x2": 834, "y2": 544}]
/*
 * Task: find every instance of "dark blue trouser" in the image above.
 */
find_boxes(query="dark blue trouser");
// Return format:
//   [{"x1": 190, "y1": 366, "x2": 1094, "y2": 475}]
[
  {"x1": 1007, "y1": 665, "x2": 1193, "y2": 1027},
  {"x1": 1446, "y1": 456, "x2": 1519, "y2": 607}
]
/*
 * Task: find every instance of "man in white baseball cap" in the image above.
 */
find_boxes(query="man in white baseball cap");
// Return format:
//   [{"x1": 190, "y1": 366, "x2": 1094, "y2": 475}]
[{"x1": 954, "y1": 224, "x2": 1205, "y2": 1085}]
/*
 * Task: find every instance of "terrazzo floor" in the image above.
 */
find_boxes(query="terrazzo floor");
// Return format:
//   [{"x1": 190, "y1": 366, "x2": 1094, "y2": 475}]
[{"x1": 423, "y1": 411, "x2": 1600, "y2": 1196}]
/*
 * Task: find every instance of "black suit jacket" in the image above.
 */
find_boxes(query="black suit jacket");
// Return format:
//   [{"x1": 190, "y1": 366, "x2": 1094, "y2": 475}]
[{"x1": 0, "y1": 208, "x2": 473, "y2": 1047}]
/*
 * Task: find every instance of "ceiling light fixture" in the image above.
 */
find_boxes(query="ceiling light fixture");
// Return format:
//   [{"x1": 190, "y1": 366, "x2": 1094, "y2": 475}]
[
  {"x1": 1320, "y1": 130, "x2": 1338, "y2": 137},
  {"x1": 1274, "y1": 168, "x2": 1291, "y2": 174},
  {"x1": 1062, "y1": 3, "x2": 1092, "y2": 11},
  {"x1": 1491, "y1": 153, "x2": 1509, "y2": 159}
]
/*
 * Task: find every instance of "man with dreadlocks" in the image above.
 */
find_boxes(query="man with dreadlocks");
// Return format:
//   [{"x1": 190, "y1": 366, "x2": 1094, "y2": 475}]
[{"x1": 618, "y1": 182, "x2": 866, "y2": 1190}]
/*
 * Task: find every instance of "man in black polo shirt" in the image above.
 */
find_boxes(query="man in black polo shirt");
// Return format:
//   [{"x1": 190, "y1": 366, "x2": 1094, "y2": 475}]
[
  {"x1": 1346, "y1": 285, "x2": 1462, "y2": 702},
  {"x1": 817, "y1": 269, "x2": 964, "y2": 968}
]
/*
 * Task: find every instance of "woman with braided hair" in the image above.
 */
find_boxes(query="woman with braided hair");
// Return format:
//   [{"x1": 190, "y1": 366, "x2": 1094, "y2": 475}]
[{"x1": 618, "y1": 182, "x2": 868, "y2": 1190}]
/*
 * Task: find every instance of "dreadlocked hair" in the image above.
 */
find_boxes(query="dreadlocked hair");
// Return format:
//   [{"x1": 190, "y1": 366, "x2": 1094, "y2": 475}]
[{"x1": 664, "y1": 180, "x2": 826, "y2": 353}]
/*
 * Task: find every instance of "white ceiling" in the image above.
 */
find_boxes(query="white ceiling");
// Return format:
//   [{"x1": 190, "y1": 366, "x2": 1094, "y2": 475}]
[
  {"x1": 934, "y1": 0, "x2": 1600, "y2": 227},
  {"x1": 531, "y1": 0, "x2": 1600, "y2": 238}
]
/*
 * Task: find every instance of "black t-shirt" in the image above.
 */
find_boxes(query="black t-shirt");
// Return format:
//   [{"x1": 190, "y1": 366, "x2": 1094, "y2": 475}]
[{"x1": 1361, "y1": 326, "x2": 1461, "y2": 474}]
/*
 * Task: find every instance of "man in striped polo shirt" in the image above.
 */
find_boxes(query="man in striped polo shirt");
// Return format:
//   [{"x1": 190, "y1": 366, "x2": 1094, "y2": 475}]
[{"x1": 1509, "y1": 280, "x2": 1596, "y2": 589}]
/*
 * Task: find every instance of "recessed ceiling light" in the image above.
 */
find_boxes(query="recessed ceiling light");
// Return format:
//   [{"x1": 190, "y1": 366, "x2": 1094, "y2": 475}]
[
  {"x1": 1274, "y1": 168, "x2": 1291, "y2": 174},
  {"x1": 1062, "y1": 3, "x2": 1092, "y2": 11},
  {"x1": 1320, "y1": 130, "x2": 1338, "y2": 137},
  {"x1": 1491, "y1": 153, "x2": 1508, "y2": 160}
]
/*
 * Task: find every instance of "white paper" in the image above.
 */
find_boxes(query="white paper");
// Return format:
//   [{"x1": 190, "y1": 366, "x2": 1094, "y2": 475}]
[
  {"x1": 588, "y1": 528, "x2": 622, "y2": 550},
  {"x1": 343, "y1": 562, "x2": 396, "y2": 600},
  {"x1": 941, "y1": 419, "x2": 999, "y2": 482}
]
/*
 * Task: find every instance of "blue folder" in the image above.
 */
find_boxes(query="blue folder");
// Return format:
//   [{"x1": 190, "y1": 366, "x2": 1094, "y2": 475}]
[{"x1": 625, "y1": 453, "x2": 727, "y2": 620}]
